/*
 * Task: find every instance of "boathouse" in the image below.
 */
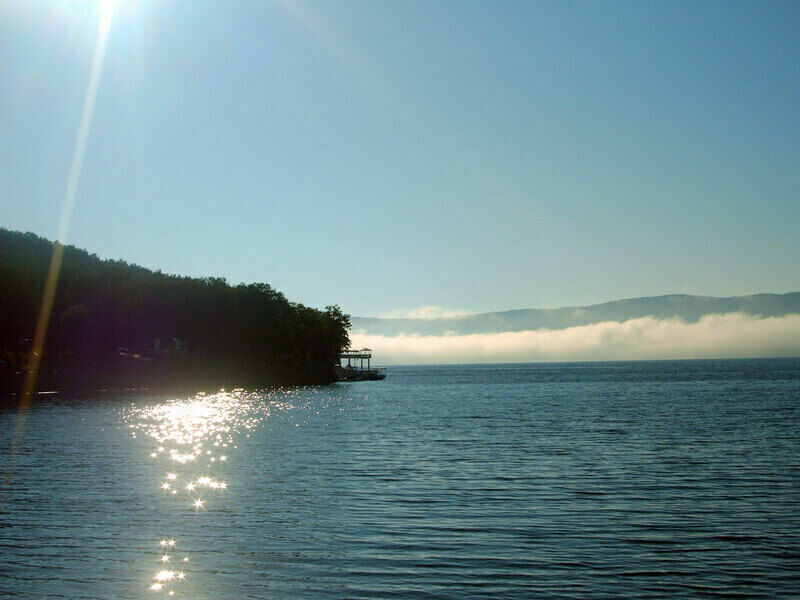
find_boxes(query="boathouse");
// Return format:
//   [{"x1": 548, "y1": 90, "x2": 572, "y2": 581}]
[{"x1": 337, "y1": 348, "x2": 386, "y2": 381}]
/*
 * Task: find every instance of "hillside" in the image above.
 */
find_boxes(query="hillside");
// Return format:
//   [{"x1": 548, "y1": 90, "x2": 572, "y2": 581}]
[
  {"x1": 0, "y1": 228, "x2": 350, "y2": 394},
  {"x1": 352, "y1": 293, "x2": 800, "y2": 336}
]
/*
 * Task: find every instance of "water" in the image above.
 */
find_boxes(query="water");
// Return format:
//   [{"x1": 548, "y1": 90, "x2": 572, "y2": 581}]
[{"x1": 1, "y1": 359, "x2": 799, "y2": 599}]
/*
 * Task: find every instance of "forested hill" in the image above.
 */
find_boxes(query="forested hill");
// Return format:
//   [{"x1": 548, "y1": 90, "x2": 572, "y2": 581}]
[
  {"x1": 0, "y1": 228, "x2": 350, "y2": 393},
  {"x1": 352, "y1": 293, "x2": 800, "y2": 336}
]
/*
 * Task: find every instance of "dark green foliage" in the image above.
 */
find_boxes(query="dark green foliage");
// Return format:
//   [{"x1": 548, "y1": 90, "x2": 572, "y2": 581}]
[{"x1": 0, "y1": 228, "x2": 350, "y2": 392}]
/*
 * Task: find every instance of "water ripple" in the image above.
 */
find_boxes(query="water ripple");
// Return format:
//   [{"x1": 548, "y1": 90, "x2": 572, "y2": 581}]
[{"x1": 1, "y1": 359, "x2": 799, "y2": 598}]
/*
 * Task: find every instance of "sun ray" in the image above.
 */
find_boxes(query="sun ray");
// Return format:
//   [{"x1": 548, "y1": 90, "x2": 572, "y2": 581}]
[{"x1": 6, "y1": 0, "x2": 115, "y2": 485}]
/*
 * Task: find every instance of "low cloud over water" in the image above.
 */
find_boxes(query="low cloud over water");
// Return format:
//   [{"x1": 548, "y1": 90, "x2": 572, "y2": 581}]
[
  {"x1": 351, "y1": 313, "x2": 800, "y2": 364},
  {"x1": 376, "y1": 306, "x2": 476, "y2": 319}
]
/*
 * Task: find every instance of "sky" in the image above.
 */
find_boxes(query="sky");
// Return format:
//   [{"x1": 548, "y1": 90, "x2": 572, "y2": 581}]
[{"x1": 1, "y1": 0, "x2": 799, "y2": 319}]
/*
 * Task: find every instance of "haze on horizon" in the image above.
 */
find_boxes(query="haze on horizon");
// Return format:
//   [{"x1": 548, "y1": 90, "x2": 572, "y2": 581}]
[
  {"x1": 1, "y1": 0, "x2": 799, "y2": 321},
  {"x1": 350, "y1": 293, "x2": 800, "y2": 364}
]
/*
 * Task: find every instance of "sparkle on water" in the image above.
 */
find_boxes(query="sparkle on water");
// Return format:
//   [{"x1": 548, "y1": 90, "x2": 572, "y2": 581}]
[{"x1": 122, "y1": 388, "x2": 299, "y2": 597}]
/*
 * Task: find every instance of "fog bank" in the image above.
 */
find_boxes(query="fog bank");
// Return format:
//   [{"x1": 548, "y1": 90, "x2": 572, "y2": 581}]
[{"x1": 350, "y1": 313, "x2": 800, "y2": 364}]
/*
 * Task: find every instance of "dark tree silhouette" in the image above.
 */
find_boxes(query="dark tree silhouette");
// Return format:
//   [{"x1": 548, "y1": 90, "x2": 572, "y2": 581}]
[{"x1": 0, "y1": 228, "x2": 350, "y2": 394}]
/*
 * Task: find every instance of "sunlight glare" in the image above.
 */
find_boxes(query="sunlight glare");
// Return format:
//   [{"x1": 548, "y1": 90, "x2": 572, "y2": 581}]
[{"x1": 121, "y1": 389, "x2": 301, "y2": 595}]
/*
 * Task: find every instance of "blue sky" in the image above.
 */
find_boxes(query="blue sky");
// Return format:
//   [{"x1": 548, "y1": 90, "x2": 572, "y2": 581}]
[{"x1": 2, "y1": 0, "x2": 799, "y2": 317}]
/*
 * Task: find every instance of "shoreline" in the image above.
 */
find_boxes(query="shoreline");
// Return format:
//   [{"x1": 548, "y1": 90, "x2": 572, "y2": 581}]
[{"x1": 0, "y1": 357, "x2": 339, "y2": 406}]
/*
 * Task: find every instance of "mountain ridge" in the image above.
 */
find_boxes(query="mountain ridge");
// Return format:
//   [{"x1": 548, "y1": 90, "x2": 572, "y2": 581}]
[{"x1": 352, "y1": 292, "x2": 800, "y2": 337}]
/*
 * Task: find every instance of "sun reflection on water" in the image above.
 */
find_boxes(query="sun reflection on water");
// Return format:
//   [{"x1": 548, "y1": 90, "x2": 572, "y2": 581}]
[{"x1": 122, "y1": 388, "x2": 299, "y2": 596}]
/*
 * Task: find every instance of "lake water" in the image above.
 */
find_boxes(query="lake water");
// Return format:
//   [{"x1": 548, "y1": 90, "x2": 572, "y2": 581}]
[{"x1": 1, "y1": 359, "x2": 799, "y2": 599}]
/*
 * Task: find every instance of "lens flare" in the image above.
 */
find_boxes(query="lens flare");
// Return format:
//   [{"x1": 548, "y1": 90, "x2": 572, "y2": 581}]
[{"x1": 7, "y1": 0, "x2": 115, "y2": 485}]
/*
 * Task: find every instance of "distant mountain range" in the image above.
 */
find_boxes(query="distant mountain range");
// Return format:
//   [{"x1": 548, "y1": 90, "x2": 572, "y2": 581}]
[{"x1": 352, "y1": 293, "x2": 800, "y2": 336}]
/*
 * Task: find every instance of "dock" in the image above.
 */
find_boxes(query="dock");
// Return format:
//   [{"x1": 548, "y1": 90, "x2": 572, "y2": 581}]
[{"x1": 337, "y1": 348, "x2": 386, "y2": 381}]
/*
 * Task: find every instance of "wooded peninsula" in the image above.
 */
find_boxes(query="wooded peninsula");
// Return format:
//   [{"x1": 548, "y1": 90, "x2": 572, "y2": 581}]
[{"x1": 0, "y1": 228, "x2": 351, "y2": 396}]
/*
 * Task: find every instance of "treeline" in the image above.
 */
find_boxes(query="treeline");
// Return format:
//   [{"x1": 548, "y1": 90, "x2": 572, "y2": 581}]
[{"x1": 0, "y1": 228, "x2": 350, "y2": 393}]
